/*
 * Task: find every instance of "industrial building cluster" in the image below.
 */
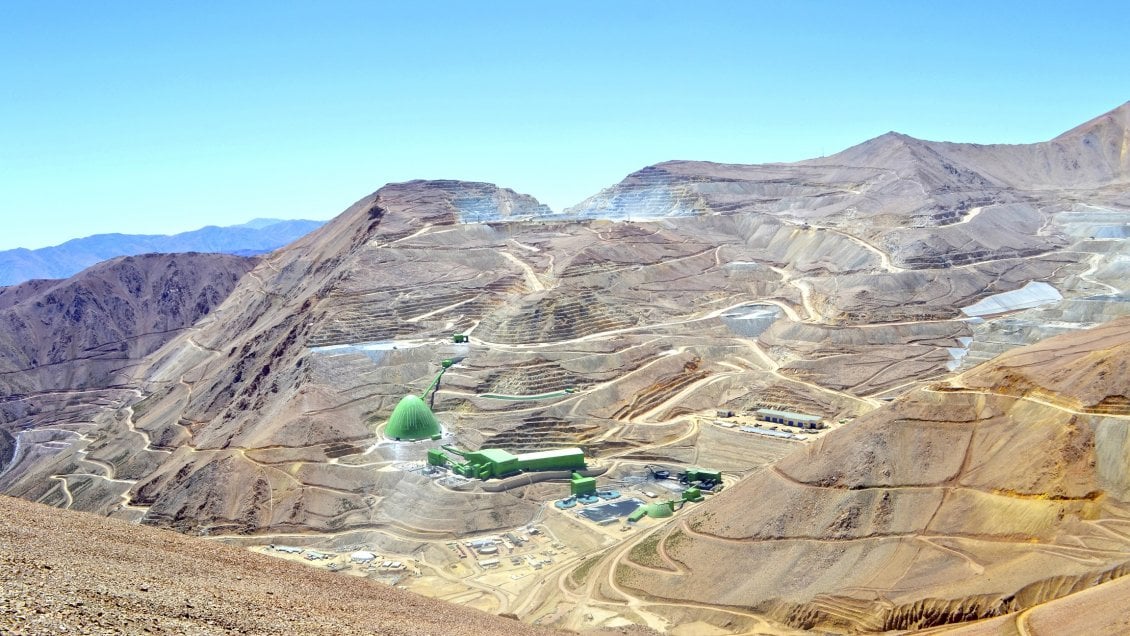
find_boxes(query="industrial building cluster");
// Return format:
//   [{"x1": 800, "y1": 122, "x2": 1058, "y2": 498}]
[
  {"x1": 448, "y1": 527, "x2": 568, "y2": 570},
  {"x1": 263, "y1": 545, "x2": 410, "y2": 575},
  {"x1": 259, "y1": 333, "x2": 846, "y2": 603},
  {"x1": 710, "y1": 407, "x2": 829, "y2": 442},
  {"x1": 377, "y1": 344, "x2": 800, "y2": 534},
  {"x1": 554, "y1": 464, "x2": 722, "y2": 528},
  {"x1": 427, "y1": 445, "x2": 586, "y2": 479}
]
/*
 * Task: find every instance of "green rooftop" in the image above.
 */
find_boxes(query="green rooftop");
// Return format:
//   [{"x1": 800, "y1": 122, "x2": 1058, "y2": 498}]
[
  {"x1": 385, "y1": 394, "x2": 441, "y2": 440},
  {"x1": 643, "y1": 502, "x2": 674, "y2": 518},
  {"x1": 474, "y1": 448, "x2": 519, "y2": 464}
]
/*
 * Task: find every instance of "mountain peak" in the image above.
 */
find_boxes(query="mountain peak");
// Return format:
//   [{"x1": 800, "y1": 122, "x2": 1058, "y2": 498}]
[
  {"x1": 875, "y1": 130, "x2": 914, "y2": 141},
  {"x1": 805, "y1": 128, "x2": 934, "y2": 170},
  {"x1": 374, "y1": 179, "x2": 554, "y2": 224},
  {"x1": 1053, "y1": 100, "x2": 1130, "y2": 141}
]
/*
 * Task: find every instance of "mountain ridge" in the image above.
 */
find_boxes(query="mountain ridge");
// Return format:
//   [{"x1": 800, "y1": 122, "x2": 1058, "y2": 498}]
[
  {"x1": 0, "y1": 218, "x2": 325, "y2": 287},
  {"x1": 0, "y1": 252, "x2": 256, "y2": 396}
]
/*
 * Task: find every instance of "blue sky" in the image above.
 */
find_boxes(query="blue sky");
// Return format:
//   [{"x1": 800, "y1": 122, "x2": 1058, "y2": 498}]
[{"x1": 1, "y1": 2, "x2": 1127, "y2": 250}]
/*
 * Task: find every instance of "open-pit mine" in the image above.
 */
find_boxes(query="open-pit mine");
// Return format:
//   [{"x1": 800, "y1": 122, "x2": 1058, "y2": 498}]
[{"x1": 3, "y1": 103, "x2": 1130, "y2": 634}]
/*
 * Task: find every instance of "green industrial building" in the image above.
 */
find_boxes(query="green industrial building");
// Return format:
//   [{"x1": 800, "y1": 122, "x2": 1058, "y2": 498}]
[
  {"x1": 454, "y1": 448, "x2": 521, "y2": 479},
  {"x1": 639, "y1": 501, "x2": 674, "y2": 518},
  {"x1": 683, "y1": 467, "x2": 722, "y2": 483},
  {"x1": 385, "y1": 395, "x2": 442, "y2": 441},
  {"x1": 570, "y1": 472, "x2": 597, "y2": 496},
  {"x1": 518, "y1": 448, "x2": 586, "y2": 472},
  {"x1": 628, "y1": 488, "x2": 706, "y2": 523},
  {"x1": 428, "y1": 445, "x2": 586, "y2": 480}
]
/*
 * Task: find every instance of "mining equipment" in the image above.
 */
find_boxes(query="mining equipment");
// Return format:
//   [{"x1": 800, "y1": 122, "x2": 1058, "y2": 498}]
[{"x1": 679, "y1": 467, "x2": 723, "y2": 490}]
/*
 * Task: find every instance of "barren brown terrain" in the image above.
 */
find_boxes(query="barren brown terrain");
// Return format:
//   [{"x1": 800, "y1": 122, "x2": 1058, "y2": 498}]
[
  {"x1": 607, "y1": 317, "x2": 1130, "y2": 633},
  {"x1": 0, "y1": 494, "x2": 559, "y2": 636},
  {"x1": 928, "y1": 574, "x2": 1130, "y2": 635},
  {"x1": 2, "y1": 102, "x2": 1129, "y2": 633}
]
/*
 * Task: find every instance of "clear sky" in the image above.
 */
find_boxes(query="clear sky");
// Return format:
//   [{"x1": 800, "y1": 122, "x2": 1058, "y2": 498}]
[{"x1": 1, "y1": 1, "x2": 1127, "y2": 250}]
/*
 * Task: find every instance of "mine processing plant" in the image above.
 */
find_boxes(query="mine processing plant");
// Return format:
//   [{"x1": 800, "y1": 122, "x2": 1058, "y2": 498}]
[{"x1": 427, "y1": 445, "x2": 585, "y2": 480}]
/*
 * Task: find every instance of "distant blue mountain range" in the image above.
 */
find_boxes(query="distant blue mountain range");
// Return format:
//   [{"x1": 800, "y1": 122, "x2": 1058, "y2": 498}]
[{"x1": 0, "y1": 218, "x2": 325, "y2": 286}]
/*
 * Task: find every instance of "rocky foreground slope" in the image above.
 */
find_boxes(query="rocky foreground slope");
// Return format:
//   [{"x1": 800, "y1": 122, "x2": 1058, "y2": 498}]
[
  {"x1": 609, "y1": 316, "x2": 1130, "y2": 633},
  {"x1": 0, "y1": 495, "x2": 560, "y2": 636}
]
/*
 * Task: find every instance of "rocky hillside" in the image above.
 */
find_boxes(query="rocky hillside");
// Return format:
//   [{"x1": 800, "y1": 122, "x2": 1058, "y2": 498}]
[
  {"x1": 0, "y1": 495, "x2": 558, "y2": 636},
  {"x1": 574, "y1": 102, "x2": 1129, "y2": 269},
  {"x1": 0, "y1": 218, "x2": 323, "y2": 286},
  {"x1": 0, "y1": 252, "x2": 255, "y2": 396},
  {"x1": 608, "y1": 316, "x2": 1130, "y2": 633}
]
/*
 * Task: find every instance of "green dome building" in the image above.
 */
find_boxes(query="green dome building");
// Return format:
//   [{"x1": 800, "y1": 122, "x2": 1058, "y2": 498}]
[
  {"x1": 385, "y1": 394, "x2": 441, "y2": 441},
  {"x1": 627, "y1": 501, "x2": 677, "y2": 523},
  {"x1": 643, "y1": 502, "x2": 674, "y2": 518}
]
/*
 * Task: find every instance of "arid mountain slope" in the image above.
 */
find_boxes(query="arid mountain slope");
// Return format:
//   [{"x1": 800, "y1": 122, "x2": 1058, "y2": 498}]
[
  {"x1": 572, "y1": 101, "x2": 1130, "y2": 269},
  {"x1": 934, "y1": 573, "x2": 1130, "y2": 635},
  {"x1": 1, "y1": 104, "x2": 1128, "y2": 554},
  {"x1": 0, "y1": 495, "x2": 559, "y2": 636},
  {"x1": 0, "y1": 253, "x2": 255, "y2": 396},
  {"x1": 608, "y1": 317, "x2": 1130, "y2": 633},
  {"x1": 0, "y1": 253, "x2": 256, "y2": 521},
  {"x1": 933, "y1": 100, "x2": 1130, "y2": 190},
  {"x1": 810, "y1": 101, "x2": 1130, "y2": 192},
  {"x1": 960, "y1": 315, "x2": 1130, "y2": 417}
]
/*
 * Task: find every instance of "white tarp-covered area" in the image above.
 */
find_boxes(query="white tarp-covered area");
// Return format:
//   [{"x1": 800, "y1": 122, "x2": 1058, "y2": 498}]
[{"x1": 961, "y1": 282, "x2": 1062, "y2": 317}]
